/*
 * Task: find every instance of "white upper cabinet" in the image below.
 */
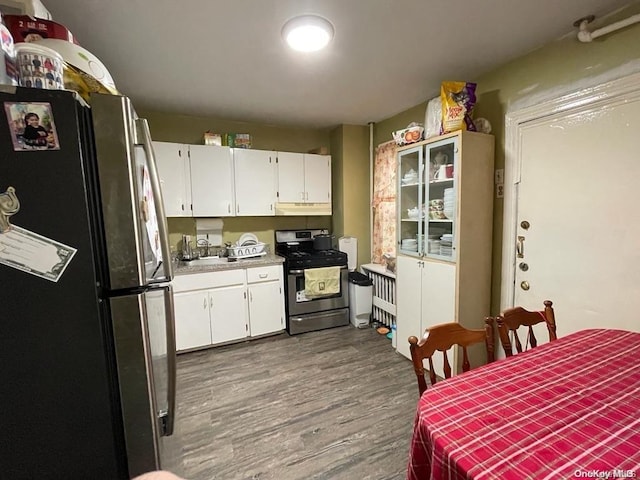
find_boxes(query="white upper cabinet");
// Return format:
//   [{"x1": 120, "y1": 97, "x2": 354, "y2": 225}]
[
  {"x1": 276, "y1": 152, "x2": 331, "y2": 213},
  {"x1": 277, "y1": 152, "x2": 305, "y2": 202},
  {"x1": 234, "y1": 149, "x2": 277, "y2": 216},
  {"x1": 189, "y1": 145, "x2": 235, "y2": 217},
  {"x1": 153, "y1": 141, "x2": 191, "y2": 217},
  {"x1": 304, "y1": 153, "x2": 331, "y2": 203}
]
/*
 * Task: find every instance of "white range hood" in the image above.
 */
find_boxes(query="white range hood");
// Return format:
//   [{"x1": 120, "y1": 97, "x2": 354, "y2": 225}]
[{"x1": 275, "y1": 202, "x2": 331, "y2": 216}]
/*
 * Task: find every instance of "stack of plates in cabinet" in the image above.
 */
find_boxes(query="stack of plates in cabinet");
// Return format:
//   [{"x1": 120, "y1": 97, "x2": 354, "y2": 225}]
[
  {"x1": 401, "y1": 238, "x2": 418, "y2": 252},
  {"x1": 443, "y1": 188, "x2": 455, "y2": 219},
  {"x1": 440, "y1": 233, "x2": 454, "y2": 256}
]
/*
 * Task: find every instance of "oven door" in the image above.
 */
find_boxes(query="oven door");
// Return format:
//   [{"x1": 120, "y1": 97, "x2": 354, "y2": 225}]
[{"x1": 287, "y1": 267, "x2": 349, "y2": 315}]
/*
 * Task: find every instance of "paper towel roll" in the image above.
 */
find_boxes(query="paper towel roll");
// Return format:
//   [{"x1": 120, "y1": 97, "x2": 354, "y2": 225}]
[
  {"x1": 195, "y1": 218, "x2": 224, "y2": 231},
  {"x1": 195, "y1": 218, "x2": 223, "y2": 246}
]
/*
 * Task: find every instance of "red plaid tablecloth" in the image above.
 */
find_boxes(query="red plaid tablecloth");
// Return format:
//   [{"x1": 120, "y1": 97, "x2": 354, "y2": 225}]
[{"x1": 407, "y1": 329, "x2": 640, "y2": 480}]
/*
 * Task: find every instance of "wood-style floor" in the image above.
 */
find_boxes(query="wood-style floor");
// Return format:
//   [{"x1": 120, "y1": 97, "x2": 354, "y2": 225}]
[{"x1": 166, "y1": 325, "x2": 419, "y2": 480}]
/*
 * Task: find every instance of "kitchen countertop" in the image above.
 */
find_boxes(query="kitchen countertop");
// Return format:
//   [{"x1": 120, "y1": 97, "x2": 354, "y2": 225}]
[{"x1": 174, "y1": 254, "x2": 284, "y2": 275}]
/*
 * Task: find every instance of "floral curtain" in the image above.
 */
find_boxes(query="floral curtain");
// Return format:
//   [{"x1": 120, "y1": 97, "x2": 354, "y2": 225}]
[{"x1": 372, "y1": 140, "x2": 397, "y2": 264}]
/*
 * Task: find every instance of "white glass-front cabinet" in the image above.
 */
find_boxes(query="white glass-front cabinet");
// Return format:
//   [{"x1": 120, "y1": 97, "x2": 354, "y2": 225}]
[{"x1": 395, "y1": 130, "x2": 495, "y2": 375}]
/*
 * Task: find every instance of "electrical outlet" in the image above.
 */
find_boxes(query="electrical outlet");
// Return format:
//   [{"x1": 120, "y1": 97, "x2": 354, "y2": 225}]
[
  {"x1": 495, "y1": 169, "x2": 504, "y2": 184},
  {"x1": 496, "y1": 183, "x2": 504, "y2": 198}
]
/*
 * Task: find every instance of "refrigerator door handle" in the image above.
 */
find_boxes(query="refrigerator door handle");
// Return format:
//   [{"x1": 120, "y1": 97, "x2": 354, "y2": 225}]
[
  {"x1": 161, "y1": 285, "x2": 177, "y2": 436},
  {"x1": 136, "y1": 117, "x2": 173, "y2": 281}
]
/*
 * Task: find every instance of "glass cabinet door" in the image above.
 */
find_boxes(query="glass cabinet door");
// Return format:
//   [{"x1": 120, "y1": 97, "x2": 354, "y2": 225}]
[
  {"x1": 397, "y1": 145, "x2": 424, "y2": 257},
  {"x1": 424, "y1": 135, "x2": 458, "y2": 261}
]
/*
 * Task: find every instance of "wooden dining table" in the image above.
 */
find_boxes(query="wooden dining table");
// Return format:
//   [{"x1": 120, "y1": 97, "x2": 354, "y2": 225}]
[{"x1": 407, "y1": 328, "x2": 640, "y2": 480}]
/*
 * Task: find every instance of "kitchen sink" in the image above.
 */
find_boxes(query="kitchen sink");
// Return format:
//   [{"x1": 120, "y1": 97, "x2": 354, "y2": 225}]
[{"x1": 186, "y1": 257, "x2": 229, "y2": 266}]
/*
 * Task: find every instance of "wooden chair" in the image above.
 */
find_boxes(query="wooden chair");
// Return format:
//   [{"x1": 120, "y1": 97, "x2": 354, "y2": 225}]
[
  {"x1": 495, "y1": 300, "x2": 557, "y2": 357},
  {"x1": 408, "y1": 319, "x2": 495, "y2": 395}
]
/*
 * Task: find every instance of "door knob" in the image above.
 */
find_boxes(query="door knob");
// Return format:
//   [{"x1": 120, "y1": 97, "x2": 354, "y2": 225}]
[{"x1": 520, "y1": 281, "x2": 530, "y2": 291}]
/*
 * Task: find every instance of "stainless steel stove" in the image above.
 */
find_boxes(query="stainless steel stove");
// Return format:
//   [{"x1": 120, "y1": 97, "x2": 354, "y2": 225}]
[{"x1": 275, "y1": 229, "x2": 350, "y2": 335}]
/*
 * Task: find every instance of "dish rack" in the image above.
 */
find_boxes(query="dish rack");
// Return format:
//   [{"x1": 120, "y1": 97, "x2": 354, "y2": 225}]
[{"x1": 226, "y1": 242, "x2": 267, "y2": 260}]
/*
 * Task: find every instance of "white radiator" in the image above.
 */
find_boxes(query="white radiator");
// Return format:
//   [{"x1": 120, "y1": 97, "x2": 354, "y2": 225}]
[{"x1": 361, "y1": 263, "x2": 396, "y2": 329}]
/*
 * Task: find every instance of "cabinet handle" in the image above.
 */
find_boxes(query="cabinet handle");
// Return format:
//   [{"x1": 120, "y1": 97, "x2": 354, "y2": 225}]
[
  {"x1": 203, "y1": 298, "x2": 207, "y2": 309},
  {"x1": 228, "y1": 204, "x2": 231, "y2": 213},
  {"x1": 516, "y1": 236, "x2": 525, "y2": 258},
  {"x1": 237, "y1": 204, "x2": 240, "y2": 214},
  {"x1": 250, "y1": 292, "x2": 253, "y2": 302},
  {"x1": 210, "y1": 297, "x2": 214, "y2": 308},
  {"x1": 270, "y1": 203, "x2": 273, "y2": 211},
  {"x1": 259, "y1": 273, "x2": 268, "y2": 278}
]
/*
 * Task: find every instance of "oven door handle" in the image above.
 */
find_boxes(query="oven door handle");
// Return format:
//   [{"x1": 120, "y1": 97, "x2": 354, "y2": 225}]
[{"x1": 289, "y1": 266, "x2": 348, "y2": 275}]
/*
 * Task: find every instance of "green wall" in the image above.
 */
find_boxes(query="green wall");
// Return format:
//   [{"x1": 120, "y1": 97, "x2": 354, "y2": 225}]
[
  {"x1": 374, "y1": 3, "x2": 640, "y2": 314},
  {"x1": 330, "y1": 125, "x2": 371, "y2": 267}
]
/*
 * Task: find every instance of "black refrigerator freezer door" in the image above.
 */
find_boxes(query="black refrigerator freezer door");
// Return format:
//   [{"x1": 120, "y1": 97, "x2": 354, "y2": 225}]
[{"x1": 0, "y1": 87, "x2": 127, "y2": 478}]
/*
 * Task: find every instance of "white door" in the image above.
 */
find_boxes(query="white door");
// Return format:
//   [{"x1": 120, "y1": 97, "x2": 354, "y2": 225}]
[
  {"x1": 248, "y1": 281, "x2": 284, "y2": 336},
  {"x1": 209, "y1": 285, "x2": 249, "y2": 344},
  {"x1": 277, "y1": 151, "x2": 304, "y2": 203},
  {"x1": 304, "y1": 154, "x2": 331, "y2": 203},
  {"x1": 513, "y1": 91, "x2": 640, "y2": 336},
  {"x1": 189, "y1": 145, "x2": 235, "y2": 217},
  {"x1": 174, "y1": 291, "x2": 211, "y2": 351},
  {"x1": 395, "y1": 255, "x2": 423, "y2": 360},
  {"x1": 153, "y1": 141, "x2": 190, "y2": 217},
  {"x1": 234, "y1": 149, "x2": 277, "y2": 215}
]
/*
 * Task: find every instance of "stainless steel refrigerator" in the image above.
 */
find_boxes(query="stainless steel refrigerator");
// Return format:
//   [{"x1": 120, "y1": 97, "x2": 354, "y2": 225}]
[{"x1": 0, "y1": 87, "x2": 178, "y2": 479}]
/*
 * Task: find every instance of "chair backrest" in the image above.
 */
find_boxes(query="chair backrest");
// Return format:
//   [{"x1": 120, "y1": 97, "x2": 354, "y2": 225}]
[
  {"x1": 408, "y1": 319, "x2": 495, "y2": 395},
  {"x1": 496, "y1": 300, "x2": 557, "y2": 357}
]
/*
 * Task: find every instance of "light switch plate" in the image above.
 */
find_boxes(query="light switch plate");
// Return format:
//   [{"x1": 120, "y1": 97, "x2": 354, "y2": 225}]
[{"x1": 495, "y1": 169, "x2": 504, "y2": 184}]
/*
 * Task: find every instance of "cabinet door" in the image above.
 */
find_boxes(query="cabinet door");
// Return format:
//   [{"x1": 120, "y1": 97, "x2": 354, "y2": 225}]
[
  {"x1": 421, "y1": 261, "x2": 456, "y2": 375},
  {"x1": 304, "y1": 154, "x2": 331, "y2": 203},
  {"x1": 234, "y1": 149, "x2": 277, "y2": 215},
  {"x1": 277, "y1": 151, "x2": 305, "y2": 203},
  {"x1": 395, "y1": 255, "x2": 423, "y2": 360},
  {"x1": 425, "y1": 135, "x2": 458, "y2": 261},
  {"x1": 153, "y1": 141, "x2": 191, "y2": 217},
  {"x1": 397, "y1": 145, "x2": 424, "y2": 257},
  {"x1": 189, "y1": 145, "x2": 235, "y2": 217},
  {"x1": 209, "y1": 285, "x2": 249, "y2": 344},
  {"x1": 248, "y1": 281, "x2": 284, "y2": 336},
  {"x1": 174, "y1": 291, "x2": 212, "y2": 351}
]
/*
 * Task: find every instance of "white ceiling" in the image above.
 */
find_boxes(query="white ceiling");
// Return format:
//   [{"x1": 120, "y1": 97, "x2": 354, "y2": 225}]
[{"x1": 41, "y1": 0, "x2": 634, "y2": 129}]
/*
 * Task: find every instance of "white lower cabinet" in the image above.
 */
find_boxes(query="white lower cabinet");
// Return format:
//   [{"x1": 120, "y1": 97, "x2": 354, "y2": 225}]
[
  {"x1": 173, "y1": 265, "x2": 284, "y2": 352},
  {"x1": 209, "y1": 285, "x2": 249, "y2": 344},
  {"x1": 174, "y1": 290, "x2": 212, "y2": 351},
  {"x1": 246, "y1": 265, "x2": 285, "y2": 337},
  {"x1": 396, "y1": 257, "x2": 456, "y2": 376}
]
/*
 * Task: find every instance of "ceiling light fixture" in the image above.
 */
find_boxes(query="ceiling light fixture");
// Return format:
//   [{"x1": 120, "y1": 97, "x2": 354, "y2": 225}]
[{"x1": 282, "y1": 15, "x2": 334, "y2": 52}]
